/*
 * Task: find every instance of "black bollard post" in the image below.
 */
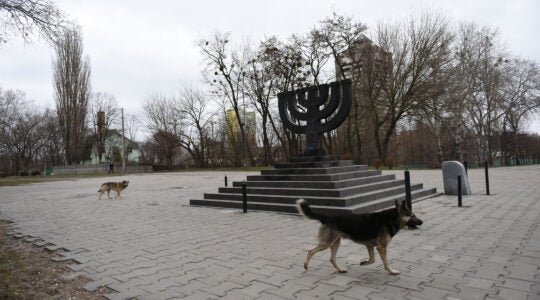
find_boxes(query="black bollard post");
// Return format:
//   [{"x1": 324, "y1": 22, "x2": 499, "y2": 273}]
[
  {"x1": 225, "y1": 175, "x2": 228, "y2": 187},
  {"x1": 242, "y1": 183, "x2": 247, "y2": 213},
  {"x1": 458, "y1": 175, "x2": 462, "y2": 207},
  {"x1": 484, "y1": 161, "x2": 490, "y2": 195},
  {"x1": 404, "y1": 170, "x2": 412, "y2": 210}
]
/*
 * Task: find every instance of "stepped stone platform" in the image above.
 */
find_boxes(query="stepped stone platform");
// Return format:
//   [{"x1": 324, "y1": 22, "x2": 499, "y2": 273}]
[{"x1": 190, "y1": 156, "x2": 438, "y2": 214}]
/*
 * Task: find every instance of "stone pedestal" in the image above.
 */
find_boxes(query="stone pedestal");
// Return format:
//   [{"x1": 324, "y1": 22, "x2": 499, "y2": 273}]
[{"x1": 190, "y1": 156, "x2": 438, "y2": 214}]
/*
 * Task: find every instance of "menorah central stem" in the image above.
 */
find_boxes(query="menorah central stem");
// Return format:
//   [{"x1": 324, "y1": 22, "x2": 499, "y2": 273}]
[
  {"x1": 278, "y1": 79, "x2": 352, "y2": 157},
  {"x1": 304, "y1": 123, "x2": 324, "y2": 156}
]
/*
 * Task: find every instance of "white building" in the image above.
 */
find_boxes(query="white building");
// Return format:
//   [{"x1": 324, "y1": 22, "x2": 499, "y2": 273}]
[{"x1": 84, "y1": 130, "x2": 142, "y2": 165}]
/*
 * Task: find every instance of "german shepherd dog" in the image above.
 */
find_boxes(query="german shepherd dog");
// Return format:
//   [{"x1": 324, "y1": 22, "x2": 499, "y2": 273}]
[
  {"x1": 297, "y1": 199, "x2": 423, "y2": 275},
  {"x1": 98, "y1": 180, "x2": 129, "y2": 200}
]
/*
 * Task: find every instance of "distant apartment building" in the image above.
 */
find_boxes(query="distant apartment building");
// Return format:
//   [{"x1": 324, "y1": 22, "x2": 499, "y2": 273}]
[
  {"x1": 336, "y1": 34, "x2": 393, "y2": 82},
  {"x1": 335, "y1": 34, "x2": 395, "y2": 164},
  {"x1": 225, "y1": 108, "x2": 257, "y2": 141}
]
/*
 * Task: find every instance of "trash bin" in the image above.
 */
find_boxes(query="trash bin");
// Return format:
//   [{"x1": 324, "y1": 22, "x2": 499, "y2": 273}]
[{"x1": 45, "y1": 166, "x2": 53, "y2": 176}]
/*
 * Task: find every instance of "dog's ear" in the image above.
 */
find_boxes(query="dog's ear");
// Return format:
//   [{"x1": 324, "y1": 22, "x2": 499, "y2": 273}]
[
  {"x1": 395, "y1": 200, "x2": 407, "y2": 213},
  {"x1": 400, "y1": 200, "x2": 407, "y2": 210}
]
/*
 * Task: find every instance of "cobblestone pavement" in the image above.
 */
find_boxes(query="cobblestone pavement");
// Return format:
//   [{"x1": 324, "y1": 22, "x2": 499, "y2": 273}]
[{"x1": 0, "y1": 166, "x2": 539, "y2": 299}]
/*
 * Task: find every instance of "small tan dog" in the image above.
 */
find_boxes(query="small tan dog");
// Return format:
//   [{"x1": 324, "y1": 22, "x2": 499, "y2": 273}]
[{"x1": 98, "y1": 180, "x2": 129, "y2": 199}]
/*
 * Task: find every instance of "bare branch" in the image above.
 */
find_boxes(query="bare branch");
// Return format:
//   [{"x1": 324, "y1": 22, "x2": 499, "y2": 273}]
[{"x1": 0, "y1": 0, "x2": 72, "y2": 45}]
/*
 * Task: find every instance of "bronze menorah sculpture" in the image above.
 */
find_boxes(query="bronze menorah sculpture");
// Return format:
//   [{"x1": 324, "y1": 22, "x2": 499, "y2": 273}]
[{"x1": 278, "y1": 79, "x2": 352, "y2": 157}]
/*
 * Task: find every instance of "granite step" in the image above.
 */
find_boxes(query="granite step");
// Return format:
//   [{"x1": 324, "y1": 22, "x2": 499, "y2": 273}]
[
  {"x1": 235, "y1": 174, "x2": 396, "y2": 189},
  {"x1": 261, "y1": 165, "x2": 367, "y2": 175},
  {"x1": 247, "y1": 169, "x2": 382, "y2": 182},
  {"x1": 190, "y1": 188, "x2": 436, "y2": 214},
  {"x1": 219, "y1": 179, "x2": 409, "y2": 198},
  {"x1": 202, "y1": 183, "x2": 424, "y2": 207}
]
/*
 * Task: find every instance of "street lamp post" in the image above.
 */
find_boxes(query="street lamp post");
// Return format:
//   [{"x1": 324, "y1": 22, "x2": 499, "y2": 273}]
[
  {"x1": 121, "y1": 108, "x2": 126, "y2": 173},
  {"x1": 242, "y1": 70, "x2": 247, "y2": 168}
]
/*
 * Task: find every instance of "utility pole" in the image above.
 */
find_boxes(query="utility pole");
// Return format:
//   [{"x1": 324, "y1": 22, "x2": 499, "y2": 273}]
[
  {"x1": 242, "y1": 71, "x2": 248, "y2": 168},
  {"x1": 121, "y1": 108, "x2": 126, "y2": 173}
]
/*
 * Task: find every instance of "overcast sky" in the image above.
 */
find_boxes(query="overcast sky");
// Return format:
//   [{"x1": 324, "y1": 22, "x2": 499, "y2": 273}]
[{"x1": 1, "y1": 0, "x2": 539, "y2": 134}]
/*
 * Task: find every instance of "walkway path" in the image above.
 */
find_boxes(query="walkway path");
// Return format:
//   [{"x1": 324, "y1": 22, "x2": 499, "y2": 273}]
[{"x1": 0, "y1": 166, "x2": 538, "y2": 299}]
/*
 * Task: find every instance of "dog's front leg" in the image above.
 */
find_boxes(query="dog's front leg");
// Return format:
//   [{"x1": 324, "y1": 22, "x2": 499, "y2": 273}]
[
  {"x1": 330, "y1": 238, "x2": 347, "y2": 273},
  {"x1": 376, "y1": 245, "x2": 399, "y2": 275},
  {"x1": 360, "y1": 243, "x2": 376, "y2": 266}
]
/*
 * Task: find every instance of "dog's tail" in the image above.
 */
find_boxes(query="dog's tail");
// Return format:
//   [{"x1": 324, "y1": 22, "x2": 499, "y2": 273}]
[{"x1": 296, "y1": 199, "x2": 327, "y2": 223}]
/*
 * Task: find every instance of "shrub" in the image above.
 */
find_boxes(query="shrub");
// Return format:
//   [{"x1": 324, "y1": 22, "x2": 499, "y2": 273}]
[
  {"x1": 30, "y1": 170, "x2": 41, "y2": 176},
  {"x1": 341, "y1": 153, "x2": 353, "y2": 160},
  {"x1": 19, "y1": 171, "x2": 29, "y2": 177},
  {"x1": 385, "y1": 157, "x2": 395, "y2": 169}
]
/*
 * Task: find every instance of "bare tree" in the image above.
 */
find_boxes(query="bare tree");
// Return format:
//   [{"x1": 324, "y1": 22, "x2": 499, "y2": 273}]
[
  {"x1": 372, "y1": 11, "x2": 454, "y2": 166},
  {"x1": 124, "y1": 112, "x2": 140, "y2": 142},
  {"x1": 453, "y1": 22, "x2": 507, "y2": 163},
  {"x1": 500, "y1": 58, "x2": 540, "y2": 164},
  {"x1": 53, "y1": 27, "x2": 91, "y2": 165},
  {"x1": 243, "y1": 37, "x2": 290, "y2": 165},
  {"x1": 0, "y1": 88, "x2": 46, "y2": 174},
  {"x1": 87, "y1": 92, "x2": 119, "y2": 162},
  {"x1": 39, "y1": 107, "x2": 63, "y2": 166},
  {"x1": 142, "y1": 93, "x2": 182, "y2": 169},
  {"x1": 198, "y1": 31, "x2": 254, "y2": 167},
  {"x1": 258, "y1": 36, "x2": 310, "y2": 158},
  {"x1": 0, "y1": 0, "x2": 71, "y2": 44},
  {"x1": 311, "y1": 12, "x2": 368, "y2": 161},
  {"x1": 176, "y1": 85, "x2": 217, "y2": 167}
]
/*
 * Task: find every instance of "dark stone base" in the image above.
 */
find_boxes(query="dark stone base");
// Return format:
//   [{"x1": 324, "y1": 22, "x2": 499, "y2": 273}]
[{"x1": 190, "y1": 157, "x2": 438, "y2": 214}]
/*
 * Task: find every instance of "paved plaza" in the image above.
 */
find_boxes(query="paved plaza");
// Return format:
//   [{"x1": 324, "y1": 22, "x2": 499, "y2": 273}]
[{"x1": 0, "y1": 165, "x2": 539, "y2": 299}]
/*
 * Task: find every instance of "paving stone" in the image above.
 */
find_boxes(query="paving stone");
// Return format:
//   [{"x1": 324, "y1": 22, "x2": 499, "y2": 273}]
[
  {"x1": 406, "y1": 286, "x2": 457, "y2": 300},
  {"x1": 469, "y1": 261, "x2": 508, "y2": 281},
  {"x1": 455, "y1": 285, "x2": 494, "y2": 300},
  {"x1": 232, "y1": 281, "x2": 277, "y2": 297},
  {"x1": 138, "y1": 278, "x2": 181, "y2": 293},
  {"x1": 254, "y1": 273, "x2": 296, "y2": 287},
  {"x1": 297, "y1": 282, "x2": 349, "y2": 298},
  {"x1": 366, "y1": 285, "x2": 416, "y2": 299},
  {"x1": 386, "y1": 276, "x2": 426, "y2": 291},
  {"x1": 183, "y1": 290, "x2": 219, "y2": 300},
  {"x1": 496, "y1": 277, "x2": 534, "y2": 292},
  {"x1": 220, "y1": 290, "x2": 263, "y2": 300},
  {"x1": 171, "y1": 279, "x2": 208, "y2": 295},
  {"x1": 203, "y1": 282, "x2": 246, "y2": 297},
  {"x1": 490, "y1": 287, "x2": 536, "y2": 300},
  {"x1": 264, "y1": 281, "x2": 311, "y2": 299},
  {"x1": 82, "y1": 276, "x2": 121, "y2": 292},
  {"x1": 142, "y1": 288, "x2": 187, "y2": 300},
  {"x1": 460, "y1": 276, "x2": 500, "y2": 290},
  {"x1": 102, "y1": 286, "x2": 148, "y2": 300},
  {"x1": 506, "y1": 262, "x2": 538, "y2": 281},
  {"x1": 319, "y1": 274, "x2": 360, "y2": 288},
  {"x1": 107, "y1": 278, "x2": 147, "y2": 293},
  {"x1": 447, "y1": 259, "x2": 476, "y2": 272},
  {"x1": 423, "y1": 271, "x2": 467, "y2": 293}
]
